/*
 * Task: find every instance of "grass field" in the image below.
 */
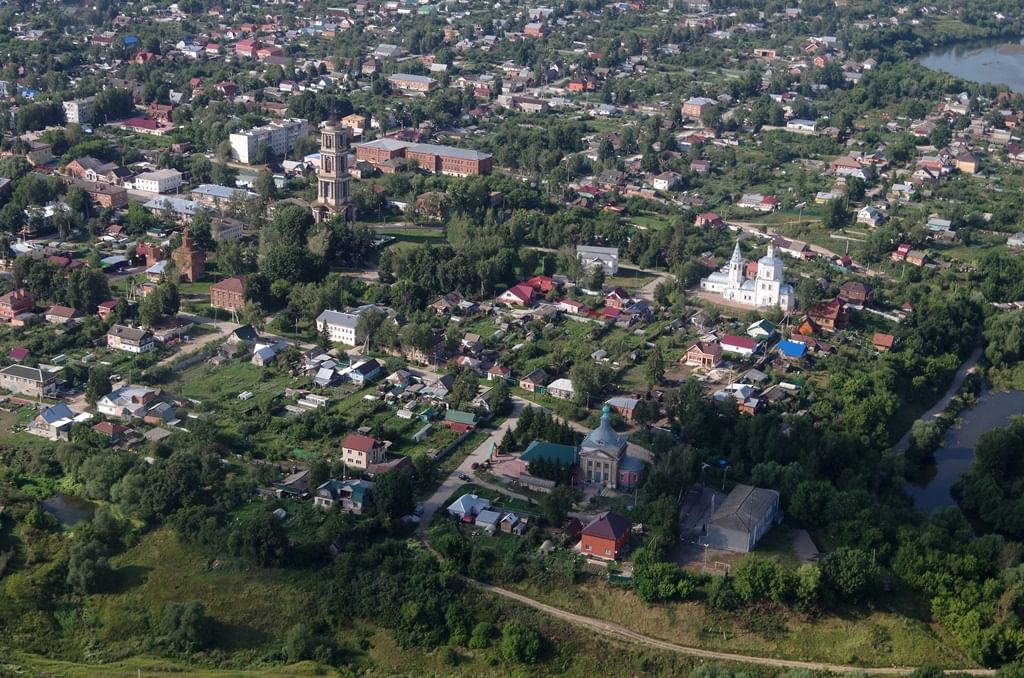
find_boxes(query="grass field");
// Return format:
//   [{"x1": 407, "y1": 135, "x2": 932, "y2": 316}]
[
  {"x1": 510, "y1": 576, "x2": 974, "y2": 669},
  {"x1": 5, "y1": 528, "x2": 725, "y2": 677}
]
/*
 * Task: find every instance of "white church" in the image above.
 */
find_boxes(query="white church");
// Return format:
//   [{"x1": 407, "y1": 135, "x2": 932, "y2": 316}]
[{"x1": 700, "y1": 240, "x2": 795, "y2": 311}]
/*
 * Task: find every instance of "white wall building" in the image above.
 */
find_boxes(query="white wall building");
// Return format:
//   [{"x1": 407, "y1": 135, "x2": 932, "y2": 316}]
[
  {"x1": 700, "y1": 241, "x2": 794, "y2": 311},
  {"x1": 133, "y1": 169, "x2": 183, "y2": 194},
  {"x1": 63, "y1": 97, "x2": 95, "y2": 124},
  {"x1": 229, "y1": 118, "x2": 309, "y2": 164},
  {"x1": 315, "y1": 309, "x2": 360, "y2": 346},
  {"x1": 577, "y1": 245, "x2": 619, "y2": 275}
]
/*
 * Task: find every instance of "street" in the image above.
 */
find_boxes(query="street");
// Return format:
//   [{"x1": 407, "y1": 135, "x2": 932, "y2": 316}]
[{"x1": 416, "y1": 397, "x2": 526, "y2": 534}]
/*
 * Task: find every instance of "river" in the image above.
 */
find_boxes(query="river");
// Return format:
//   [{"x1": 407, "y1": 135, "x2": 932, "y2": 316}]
[
  {"x1": 920, "y1": 39, "x2": 1024, "y2": 91},
  {"x1": 905, "y1": 389, "x2": 1024, "y2": 513}
]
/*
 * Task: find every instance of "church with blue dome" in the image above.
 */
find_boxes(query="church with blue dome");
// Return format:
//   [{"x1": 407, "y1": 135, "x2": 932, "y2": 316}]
[{"x1": 580, "y1": 405, "x2": 644, "y2": 490}]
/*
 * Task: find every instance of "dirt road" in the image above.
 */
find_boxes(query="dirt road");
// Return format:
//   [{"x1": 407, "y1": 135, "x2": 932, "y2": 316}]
[{"x1": 466, "y1": 578, "x2": 992, "y2": 675}]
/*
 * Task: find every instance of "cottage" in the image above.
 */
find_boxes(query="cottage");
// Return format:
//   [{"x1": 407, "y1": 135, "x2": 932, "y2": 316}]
[
  {"x1": 838, "y1": 281, "x2": 873, "y2": 308},
  {"x1": 684, "y1": 341, "x2": 722, "y2": 368},
  {"x1": 444, "y1": 410, "x2": 478, "y2": 433},
  {"x1": 107, "y1": 325, "x2": 156, "y2": 353},
  {"x1": 314, "y1": 478, "x2": 373, "y2": 514},
  {"x1": 720, "y1": 335, "x2": 759, "y2": 357},
  {"x1": 519, "y1": 368, "x2": 550, "y2": 393},
  {"x1": 872, "y1": 332, "x2": 895, "y2": 352},
  {"x1": 447, "y1": 493, "x2": 490, "y2": 520},
  {"x1": 580, "y1": 511, "x2": 631, "y2": 560},
  {"x1": 498, "y1": 283, "x2": 535, "y2": 306},
  {"x1": 340, "y1": 433, "x2": 387, "y2": 470},
  {"x1": 546, "y1": 377, "x2": 576, "y2": 401}
]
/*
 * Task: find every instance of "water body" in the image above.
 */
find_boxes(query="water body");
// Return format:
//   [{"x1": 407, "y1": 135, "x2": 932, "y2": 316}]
[
  {"x1": 40, "y1": 494, "x2": 96, "y2": 527},
  {"x1": 906, "y1": 389, "x2": 1024, "y2": 513},
  {"x1": 920, "y1": 39, "x2": 1024, "y2": 91}
]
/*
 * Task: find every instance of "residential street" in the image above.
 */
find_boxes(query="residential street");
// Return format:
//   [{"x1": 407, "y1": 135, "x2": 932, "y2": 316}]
[{"x1": 416, "y1": 397, "x2": 526, "y2": 534}]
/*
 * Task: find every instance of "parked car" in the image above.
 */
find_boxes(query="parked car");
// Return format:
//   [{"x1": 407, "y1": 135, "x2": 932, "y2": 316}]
[{"x1": 458, "y1": 473, "x2": 470, "y2": 481}]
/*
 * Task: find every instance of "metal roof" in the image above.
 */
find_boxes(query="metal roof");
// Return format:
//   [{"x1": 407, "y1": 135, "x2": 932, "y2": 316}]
[{"x1": 708, "y1": 484, "x2": 779, "y2": 534}]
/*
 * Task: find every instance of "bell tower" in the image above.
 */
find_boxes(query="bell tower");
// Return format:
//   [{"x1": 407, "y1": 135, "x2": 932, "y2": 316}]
[{"x1": 311, "y1": 120, "x2": 353, "y2": 223}]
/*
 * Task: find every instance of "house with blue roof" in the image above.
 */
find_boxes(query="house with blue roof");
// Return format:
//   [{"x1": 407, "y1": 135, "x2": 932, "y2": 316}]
[
  {"x1": 28, "y1": 403, "x2": 85, "y2": 440},
  {"x1": 777, "y1": 340, "x2": 808, "y2": 359}
]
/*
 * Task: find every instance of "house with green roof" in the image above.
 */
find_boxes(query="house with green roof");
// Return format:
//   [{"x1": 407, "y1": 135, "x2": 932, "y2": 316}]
[
  {"x1": 444, "y1": 409, "x2": 478, "y2": 433},
  {"x1": 313, "y1": 479, "x2": 374, "y2": 514}
]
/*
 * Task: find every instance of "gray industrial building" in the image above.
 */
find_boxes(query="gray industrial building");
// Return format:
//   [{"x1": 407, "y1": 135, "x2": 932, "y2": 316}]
[{"x1": 704, "y1": 484, "x2": 780, "y2": 553}]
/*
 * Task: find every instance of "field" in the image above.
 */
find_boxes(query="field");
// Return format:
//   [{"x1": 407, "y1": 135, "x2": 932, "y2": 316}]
[
  {"x1": 509, "y1": 576, "x2": 974, "y2": 669},
  {"x1": 3, "y1": 528, "x2": 722, "y2": 677}
]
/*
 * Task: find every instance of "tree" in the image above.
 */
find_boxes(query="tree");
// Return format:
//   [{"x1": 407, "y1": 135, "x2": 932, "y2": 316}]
[
  {"x1": 586, "y1": 265, "x2": 605, "y2": 291},
  {"x1": 228, "y1": 512, "x2": 288, "y2": 566},
  {"x1": 85, "y1": 367, "x2": 112, "y2": 405},
  {"x1": 823, "y1": 197, "x2": 850, "y2": 230},
  {"x1": 254, "y1": 168, "x2": 276, "y2": 202},
  {"x1": 500, "y1": 620, "x2": 541, "y2": 663},
  {"x1": 569, "y1": 361, "x2": 603, "y2": 407},
  {"x1": 646, "y1": 344, "x2": 666, "y2": 388},
  {"x1": 450, "y1": 371, "x2": 479, "y2": 409},
  {"x1": 372, "y1": 469, "x2": 414, "y2": 519},
  {"x1": 355, "y1": 308, "x2": 386, "y2": 348},
  {"x1": 820, "y1": 546, "x2": 877, "y2": 602},
  {"x1": 542, "y1": 486, "x2": 574, "y2": 525},
  {"x1": 66, "y1": 539, "x2": 112, "y2": 594},
  {"x1": 160, "y1": 601, "x2": 212, "y2": 651}
]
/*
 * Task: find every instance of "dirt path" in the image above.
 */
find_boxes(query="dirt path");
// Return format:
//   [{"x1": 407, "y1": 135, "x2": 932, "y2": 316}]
[{"x1": 465, "y1": 578, "x2": 992, "y2": 675}]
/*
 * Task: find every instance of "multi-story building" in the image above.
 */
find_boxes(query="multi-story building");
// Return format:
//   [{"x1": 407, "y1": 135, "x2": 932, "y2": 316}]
[
  {"x1": 311, "y1": 120, "x2": 353, "y2": 223},
  {"x1": 209, "y1": 276, "x2": 246, "y2": 311},
  {"x1": 63, "y1": 97, "x2": 95, "y2": 124},
  {"x1": 133, "y1": 169, "x2": 183, "y2": 194},
  {"x1": 315, "y1": 309, "x2": 360, "y2": 345},
  {"x1": 190, "y1": 184, "x2": 258, "y2": 210},
  {"x1": 387, "y1": 73, "x2": 438, "y2": 94},
  {"x1": 355, "y1": 139, "x2": 492, "y2": 177},
  {"x1": 210, "y1": 217, "x2": 244, "y2": 242},
  {"x1": 229, "y1": 118, "x2": 308, "y2": 164},
  {"x1": 106, "y1": 325, "x2": 156, "y2": 353},
  {"x1": 0, "y1": 364, "x2": 59, "y2": 398},
  {"x1": 340, "y1": 433, "x2": 387, "y2": 470},
  {"x1": 67, "y1": 179, "x2": 128, "y2": 209},
  {"x1": 0, "y1": 288, "x2": 35, "y2": 320}
]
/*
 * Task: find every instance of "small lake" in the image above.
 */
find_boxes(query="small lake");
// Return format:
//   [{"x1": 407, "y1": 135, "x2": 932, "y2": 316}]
[
  {"x1": 920, "y1": 39, "x2": 1024, "y2": 91},
  {"x1": 40, "y1": 494, "x2": 96, "y2": 527},
  {"x1": 906, "y1": 389, "x2": 1024, "y2": 513}
]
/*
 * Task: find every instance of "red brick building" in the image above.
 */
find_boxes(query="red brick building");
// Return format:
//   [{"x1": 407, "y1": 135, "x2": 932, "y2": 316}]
[
  {"x1": 210, "y1": 276, "x2": 246, "y2": 311},
  {"x1": 171, "y1": 230, "x2": 206, "y2": 282},
  {"x1": 580, "y1": 511, "x2": 631, "y2": 560},
  {"x1": 355, "y1": 139, "x2": 492, "y2": 177},
  {"x1": 0, "y1": 289, "x2": 35, "y2": 320}
]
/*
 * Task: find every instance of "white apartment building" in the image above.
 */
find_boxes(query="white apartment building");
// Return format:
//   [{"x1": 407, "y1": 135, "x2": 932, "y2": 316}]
[
  {"x1": 63, "y1": 97, "x2": 95, "y2": 124},
  {"x1": 133, "y1": 169, "x2": 183, "y2": 194},
  {"x1": 315, "y1": 309, "x2": 360, "y2": 346},
  {"x1": 229, "y1": 118, "x2": 309, "y2": 164}
]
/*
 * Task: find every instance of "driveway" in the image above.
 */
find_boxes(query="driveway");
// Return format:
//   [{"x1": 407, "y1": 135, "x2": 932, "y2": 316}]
[{"x1": 416, "y1": 397, "x2": 526, "y2": 534}]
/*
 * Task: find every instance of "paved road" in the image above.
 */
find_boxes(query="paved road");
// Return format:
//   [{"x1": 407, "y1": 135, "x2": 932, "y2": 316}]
[
  {"x1": 892, "y1": 342, "x2": 984, "y2": 453},
  {"x1": 464, "y1": 578, "x2": 992, "y2": 675},
  {"x1": 416, "y1": 398, "x2": 526, "y2": 534}
]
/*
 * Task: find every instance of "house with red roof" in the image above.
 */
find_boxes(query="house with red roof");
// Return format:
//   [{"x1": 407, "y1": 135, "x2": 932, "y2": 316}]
[
  {"x1": 527, "y1": 275, "x2": 556, "y2": 294},
  {"x1": 684, "y1": 340, "x2": 722, "y2": 368},
  {"x1": 604, "y1": 287, "x2": 631, "y2": 309},
  {"x1": 695, "y1": 212, "x2": 724, "y2": 228},
  {"x1": 580, "y1": 511, "x2": 631, "y2": 560},
  {"x1": 0, "y1": 288, "x2": 35, "y2": 320},
  {"x1": 498, "y1": 283, "x2": 535, "y2": 307},
  {"x1": 720, "y1": 335, "x2": 760, "y2": 356},
  {"x1": 340, "y1": 433, "x2": 387, "y2": 470},
  {"x1": 92, "y1": 421, "x2": 128, "y2": 443},
  {"x1": 8, "y1": 347, "x2": 29, "y2": 363},
  {"x1": 96, "y1": 299, "x2": 118, "y2": 321}
]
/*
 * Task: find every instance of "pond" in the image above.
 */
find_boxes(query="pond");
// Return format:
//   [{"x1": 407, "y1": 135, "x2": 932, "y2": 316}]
[
  {"x1": 905, "y1": 389, "x2": 1024, "y2": 513},
  {"x1": 40, "y1": 494, "x2": 96, "y2": 527},
  {"x1": 920, "y1": 39, "x2": 1024, "y2": 91}
]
